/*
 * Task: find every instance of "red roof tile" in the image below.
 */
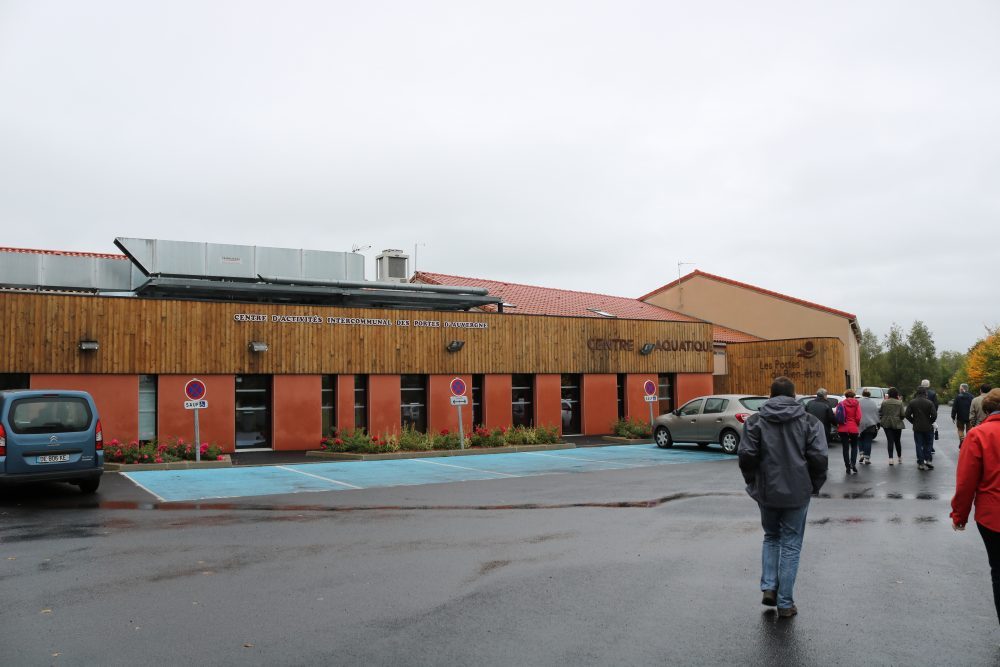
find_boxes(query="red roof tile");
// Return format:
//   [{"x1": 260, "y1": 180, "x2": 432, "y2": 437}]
[
  {"x1": 415, "y1": 271, "x2": 701, "y2": 323},
  {"x1": 712, "y1": 324, "x2": 763, "y2": 343},
  {"x1": 0, "y1": 246, "x2": 128, "y2": 261},
  {"x1": 639, "y1": 269, "x2": 857, "y2": 320}
]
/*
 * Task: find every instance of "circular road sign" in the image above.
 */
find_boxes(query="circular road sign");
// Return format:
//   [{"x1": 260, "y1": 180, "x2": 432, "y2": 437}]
[
  {"x1": 184, "y1": 378, "x2": 207, "y2": 401},
  {"x1": 450, "y1": 377, "x2": 467, "y2": 396},
  {"x1": 643, "y1": 380, "x2": 657, "y2": 396}
]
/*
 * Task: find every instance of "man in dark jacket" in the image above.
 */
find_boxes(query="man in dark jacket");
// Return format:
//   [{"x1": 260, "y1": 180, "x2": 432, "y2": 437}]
[
  {"x1": 952, "y1": 383, "x2": 974, "y2": 445},
  {"x1": 906, "y1": 387, "x2": 938, "y2": 470},
  {"x1": 805, "y1": 388, "x2": 836, "y2": 444},
  {"x1": 739, "y1": 376, "x2": 828, "y2": 618}
]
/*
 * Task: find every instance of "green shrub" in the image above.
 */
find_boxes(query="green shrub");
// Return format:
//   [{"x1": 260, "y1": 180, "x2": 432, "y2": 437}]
[
  {"x1": 105, "y1": 436, "x2": 225, "y2": 463},
  {"x1": 398, "y1": 424, "x2": 432, "y2": 450},
  {"x1": 431, "y1": 430, "x2": 462, "y2": 450},
  {"x1": 534, "y1": 425, "x2": 560, "y2": 444},
  {"x1": 469, "y1": 426, "x2": 505, "y2": 448},
  {"x1": 612, "y1": 418, "x2": 652, "y2": 439}
]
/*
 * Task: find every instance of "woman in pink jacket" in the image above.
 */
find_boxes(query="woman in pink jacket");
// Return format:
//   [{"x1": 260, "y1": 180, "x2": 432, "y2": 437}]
[{"x1": 838, "y1": 390, "x2": 862, "y2": 474}]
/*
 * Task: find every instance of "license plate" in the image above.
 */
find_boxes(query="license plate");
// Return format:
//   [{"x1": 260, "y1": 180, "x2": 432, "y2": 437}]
[{"x1": 37, "y1": 454, "x2": 70, "y2": 463}]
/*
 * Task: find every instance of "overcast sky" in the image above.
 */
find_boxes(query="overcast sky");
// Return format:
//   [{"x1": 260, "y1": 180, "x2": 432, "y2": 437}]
[{"x1": 1, "y1": 1, "x2": 997, "y2": 352}]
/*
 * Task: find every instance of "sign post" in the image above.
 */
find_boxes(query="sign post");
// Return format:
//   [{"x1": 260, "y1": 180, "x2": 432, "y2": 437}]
[
  {"x1": 184, "y1": 379, "x2": 208, "y2": 462},
  {"x1": 643, "y1": 379, "x2": 658, "y2": 436},
  {"x1": 449, "y1": 377, "x2": 468, "y2": 449}
]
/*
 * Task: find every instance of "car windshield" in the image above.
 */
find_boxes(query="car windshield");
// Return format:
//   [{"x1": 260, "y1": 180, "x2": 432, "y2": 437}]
[
  {"x1": 863, "y1": 387, "x2": 884, "y2": 399},
  {"x1": 739, "y1": 397, "x2": 768, "y2": 410},
  {"x1": 9, "y1": 396, "x2": 92, "y2": 434}
]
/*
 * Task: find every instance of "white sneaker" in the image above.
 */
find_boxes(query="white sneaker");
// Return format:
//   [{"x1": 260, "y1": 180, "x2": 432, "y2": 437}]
[{"x1": 889, "y1": 458, "x2": 895, "y2": 465}]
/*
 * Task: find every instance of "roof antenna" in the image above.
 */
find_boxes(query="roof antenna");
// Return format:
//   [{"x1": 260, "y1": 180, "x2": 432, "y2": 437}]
[
  {"x1": 677, "y1": 261, "x2": 695, "y2": 310},
  {"x1": 351, "y1": 244, "x2": 371, "y2": 253}
]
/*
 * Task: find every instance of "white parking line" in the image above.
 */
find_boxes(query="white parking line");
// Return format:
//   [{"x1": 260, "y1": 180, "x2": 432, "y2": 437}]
[
  {"x1": 525, "y1": 451, "x2": 642, "y2": 467},
  {"x1": 415, "y1": 458, "x2": 519, "y2": 477},
  {"x1": 278, "y1": 465, "x2": 364, "y2": 489},
  {"x1": 121, "y1": 474, "x2": 168, "y2": 502}
]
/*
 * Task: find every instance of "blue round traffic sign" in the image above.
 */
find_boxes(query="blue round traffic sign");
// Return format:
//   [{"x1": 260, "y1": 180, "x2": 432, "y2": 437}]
[
  {"x1": 450, "y1": 377, "x2": 467, "y2": 396},
  {"x1": 185, "y1": 378, "x2": 207, "y2": 401}
]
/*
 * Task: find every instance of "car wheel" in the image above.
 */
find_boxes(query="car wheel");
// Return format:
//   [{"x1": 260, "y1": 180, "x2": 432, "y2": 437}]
[
  {"x1": 78, "y1": 479, "x2": 100, "y2": 494},
  {"x1": 654, "y1": 426, "x2": 673, "y2": 449},
  {"x1": 720, "y1": 429, "x2": 740, "y2": 455}
]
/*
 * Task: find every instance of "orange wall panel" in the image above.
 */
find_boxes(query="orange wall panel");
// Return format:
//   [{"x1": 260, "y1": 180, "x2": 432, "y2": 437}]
[
  {"x1": 535, "y1": 374, "x2": 562, "y2": 434},
  {"x1": 484, "y1": 374, "x2": 512, "y2": 430},
  {"x1": 582, "y1": 374, "x2": 618, "y2": 435},
  {"x1": 675, "y1": 373, "x2": 714, "y2": 405},
  {"x1": 31, "y1": 374, "x2": 138, "y2": 443},
  {"x1": 336, "y1": 375, "x2": 356, "y2": 433},
  {"x1": 428, "y1": 375, "x2": 473, "y2": 436},
  {"x1": 627, "y1": 374, "x2": 659, "y2": 421},
  {"x1": 272, "y1": 375, "x2": 322, "y2": 451},
  {"x1": 157, "y1": 375, "x2": 236, "y2": 452},
  {"x1": 368, "y1": 375, "x2": 401, "y2": 437}
]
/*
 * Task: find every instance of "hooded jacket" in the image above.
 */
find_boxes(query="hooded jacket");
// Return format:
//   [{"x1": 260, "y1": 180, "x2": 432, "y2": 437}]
[
  {"x1": 879, "y1": 398, "x2": 906, "y2": 430},
  {"x1": 905, "y1": 395, "x2": 938, "y2": 433},
  {"x1": 951, "y1": 413, "x2": 1000, "y2": 531},
  {"x1": 739, "y1": 395, "x2": 828, "y2": 508},
  {"x1": 836, "y1": 397, "x2": 862, "y2": 435}
]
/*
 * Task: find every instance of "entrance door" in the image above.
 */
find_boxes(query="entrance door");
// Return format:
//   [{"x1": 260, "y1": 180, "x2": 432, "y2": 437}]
[{"x1": 235, "y1": 375, "x2": 271, "y2": 449}]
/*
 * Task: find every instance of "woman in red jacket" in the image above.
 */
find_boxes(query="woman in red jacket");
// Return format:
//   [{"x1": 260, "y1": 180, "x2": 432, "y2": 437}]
[
  {"x1": 837, "y1": 390, "x2": 862, "y2": 474},
  {"x1": 951, "y1": 388, "x2": 1000, "y2": 624}
]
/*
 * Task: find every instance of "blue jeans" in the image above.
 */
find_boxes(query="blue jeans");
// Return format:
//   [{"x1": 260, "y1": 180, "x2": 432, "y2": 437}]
[
  {"x1": 914, "y1": 430, "x2": 934, "y2": 463},
  {"x1": 859, "y1": 427, "x2": 876, "y2": 458},
  {"x1": 759, "y1": 502, "x2": 810, "y2": 609}
]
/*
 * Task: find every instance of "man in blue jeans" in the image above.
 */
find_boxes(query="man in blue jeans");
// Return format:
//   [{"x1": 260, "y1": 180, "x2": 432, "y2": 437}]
[
  {"x1": 739, "y1": 376, "x2": 828, "y2": 618},
  {"x1": 906, "y1": 387, "x2": 938, "y2": 470}
]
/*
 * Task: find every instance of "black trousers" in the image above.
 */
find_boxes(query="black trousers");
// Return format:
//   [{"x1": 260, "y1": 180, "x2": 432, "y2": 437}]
[
  {"x1": 884, "y1": 428, "x2": 902, "y2": 458},
  {"x1": 840, "y1": 432, "x2": 859, "y2": 468},
  {"x1": 977, "y1": 522, "x2": 1000, "y2": 625}
]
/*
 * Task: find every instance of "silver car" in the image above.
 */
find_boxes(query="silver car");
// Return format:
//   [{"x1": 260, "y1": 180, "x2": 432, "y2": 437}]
[{"x1": 653, "y1": 394, "x2": 768, "y2": 455}]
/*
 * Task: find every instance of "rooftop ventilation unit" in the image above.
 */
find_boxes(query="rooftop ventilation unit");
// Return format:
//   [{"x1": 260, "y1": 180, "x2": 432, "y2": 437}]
[{"x1": 376, "y1": 249, "x2": 410, "y2": 283}]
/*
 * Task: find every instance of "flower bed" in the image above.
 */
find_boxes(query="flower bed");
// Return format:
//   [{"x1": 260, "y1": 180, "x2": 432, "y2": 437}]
[
  {"x1": 104, "y1": 437, "x2": 225, "y2": 464},
  {"x1": 319, "y1": 424, "x2": 560, "y2": 454},
  {"x1": 611, "y1": 418, "x2": 652, "y2": 439}
]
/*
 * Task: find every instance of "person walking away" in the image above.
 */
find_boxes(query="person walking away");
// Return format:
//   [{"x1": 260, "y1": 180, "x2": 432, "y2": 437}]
[
  {"x1": 971, "y1": 384, "x2": 993, "y2": 429},
  {"x1": 805, "y1": 388, "x2": 836, "y2": 446},
  {"x1": 879, "y1": 387, "x2": 906, "y2": 465},
  {"x1": 950, "y1": 389, "x2": 1000, "y2": 625},
  {"x1": 837, "y1": 390, "x2": 862, "y2": 474},
  {"x1": 953, "y1": 383, "x2": 975, "y2": 446},
  {"x1": 739, "y1": 376, "x2": 828, "y2": 618},
  {"x1": 921, "y1": 379, "x2": 940, "y2": 448},
  {"x1": 858, "y1": 389, "x2": 880, "y2": 464},
  {"x1": 906, "y1": 387, "x2": 938, "y2": 470}
]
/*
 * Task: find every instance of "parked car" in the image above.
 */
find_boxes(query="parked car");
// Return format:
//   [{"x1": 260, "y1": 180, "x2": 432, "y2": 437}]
[
  {"x1": 797, "y1": 393, "x2": 845, "y2": 443},
  {"x1": 0, "y1": 390, "x2": 104, "y2": 493},
  {"x1": 653, "y1": 394, "x2": 768, "y2": 454},
  {"x1": 857, "y1": 386, "x2": 885, "y2": 410}
]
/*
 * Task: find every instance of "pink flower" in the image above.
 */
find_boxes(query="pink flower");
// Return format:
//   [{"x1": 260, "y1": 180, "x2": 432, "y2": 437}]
[
  {"x1": 334, "y1": 438, "x2": 343, "y2": 445},
  {"x1": 154, "y1": 457, "x2": 163, "y2": 463},
  {"x1": 217, "y1": 455, "x2": 224, "y2": 461},
  {"x1": 200, "y1": 443, "x2": 209, "y2": 453},
  {"x1": 177, "y1": 437, "x2": 185, "y2": 444}
]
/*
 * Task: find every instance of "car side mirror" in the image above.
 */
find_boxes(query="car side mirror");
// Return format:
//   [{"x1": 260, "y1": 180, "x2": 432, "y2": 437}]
[{"x1": 672, "y1": 409, "x2": 680, "y2": 416}]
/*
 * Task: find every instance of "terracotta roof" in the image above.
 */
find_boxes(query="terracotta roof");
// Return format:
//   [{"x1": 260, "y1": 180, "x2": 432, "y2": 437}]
[
  {"x1": 0, "y1": 246, "x2": 128, "y2": 261},
  {"x1": 639, "y1": 269, "x2": 857, "y2": 320},
  {"x1": 712, "y1": 324, "x2": 763, "y2": 344},
  {"x1": 414, "y1": 271, "x2": 701, "y2": 323}
]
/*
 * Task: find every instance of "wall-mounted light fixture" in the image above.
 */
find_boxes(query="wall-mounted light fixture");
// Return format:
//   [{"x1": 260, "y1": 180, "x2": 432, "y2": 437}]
[
  {"x1": 78, "y1": 340, "x2": 99, "y2": 351},
  {"x1": 639, "y1": 343, "x2": 655, "y2": 356},
  {"x1": 446, "y1": 340, "x2": 465, "y2": 353},
  {"x1": 248, "y1": 341, "x2": 269, "y2": 353}
]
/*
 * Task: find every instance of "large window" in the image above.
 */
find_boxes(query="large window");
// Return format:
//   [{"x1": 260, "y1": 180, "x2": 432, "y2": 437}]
[
  {"x1": 511, "y1": 374, "x2": 534, "y2": 428},
  {"x1": 354, "y1": 375, "x2": 368, "y2": 432},
  {"x1": 138, "y1": 375, "x2": 157, "y2": 441},
  {"x1": 561, "y1": 374, "x2": 581, "y2": 435},
  {"x1": 657, "y1": 373, "x2": 674, "y2": 416},
  {"x1": 401, "y1": 375, "x2": 427, "y2": 433},
  {"x1": 0, "y1": 374, "x2": 29, "y2": 390},
  {"x1": 235, "y1": 375, "x2": 271, "y2": 449},
  {"x1": 616, "y1": 374, "x2": 626, "y2": 421},
  {"x1": 322, "y1": 375, "x2": 337, "y2": 437},
  {"x1": 472, "y1": 374, "x2": 484, "y2": 428}
]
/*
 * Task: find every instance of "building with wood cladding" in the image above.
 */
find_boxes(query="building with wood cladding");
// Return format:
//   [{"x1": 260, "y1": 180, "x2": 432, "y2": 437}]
[{"x1": 0, "y1": 239, "x2": 859, "y2": 452}]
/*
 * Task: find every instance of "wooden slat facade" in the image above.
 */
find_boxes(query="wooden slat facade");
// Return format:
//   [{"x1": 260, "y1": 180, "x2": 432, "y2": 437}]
[
  {"x1": 714, "y1": 337, "x2": 845, "y2": 395},
  {"x1": 0, "y1": 292, "x2": 714, "y2": 375}
]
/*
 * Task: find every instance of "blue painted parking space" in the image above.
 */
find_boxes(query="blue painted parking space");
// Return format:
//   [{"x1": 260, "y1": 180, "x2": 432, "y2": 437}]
[{"x1": 122, "y1": 444, "x2": 728, "y2": 502}]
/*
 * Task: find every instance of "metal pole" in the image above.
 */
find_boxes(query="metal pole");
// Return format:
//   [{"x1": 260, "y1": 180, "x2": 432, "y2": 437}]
[
  {"x1": 648, "y1": 401, "x2": 655, "y2": 435},
  {"x1": 194, "y1": 408, "x2": 201, "y2": 462},
  {"x1": 457, "y1": 404, "x2": 465, "y2": 449}
]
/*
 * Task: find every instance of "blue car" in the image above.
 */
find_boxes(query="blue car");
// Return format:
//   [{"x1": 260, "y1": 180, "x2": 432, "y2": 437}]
[{"x1": 0, "y1": 390, "x2": 104, "y2": 493}]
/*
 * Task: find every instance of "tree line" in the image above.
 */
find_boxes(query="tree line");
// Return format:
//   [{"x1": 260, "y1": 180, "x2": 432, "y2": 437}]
[{"x1": 861, "y1": 322, "x2": 1000, "y2": 402}]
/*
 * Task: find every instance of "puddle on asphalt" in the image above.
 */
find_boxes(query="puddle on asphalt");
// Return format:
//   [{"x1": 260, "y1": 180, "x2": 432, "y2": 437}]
[{"x1": 818, "y1": 492, "x2": 939, "y2": 501}]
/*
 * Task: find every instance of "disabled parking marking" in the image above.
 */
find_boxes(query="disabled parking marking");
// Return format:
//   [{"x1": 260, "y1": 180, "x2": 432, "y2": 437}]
[
  {"x1": 415, "y1": 458, "x2": 520, "y2": 477},
  {"x1": 276, "y1": 465, "x2": 363, "y2": 489},
  {"x1": 525, "y1": 451, "x2": 644, "y2": 467}
]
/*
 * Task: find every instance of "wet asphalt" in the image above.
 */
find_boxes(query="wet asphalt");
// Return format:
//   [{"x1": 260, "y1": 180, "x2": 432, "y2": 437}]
[{"x1": 1, "y1": 414, "x2": 997, "y2": 666}]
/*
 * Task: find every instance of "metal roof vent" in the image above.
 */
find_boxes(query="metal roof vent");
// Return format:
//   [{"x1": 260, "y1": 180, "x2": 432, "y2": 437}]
[{"x1": 376, "y1": 249, "x2": 410, "y2": 283}]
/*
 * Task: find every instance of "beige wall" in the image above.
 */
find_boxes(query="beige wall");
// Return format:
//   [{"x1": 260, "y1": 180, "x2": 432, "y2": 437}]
[{"x1": 645, "y1": 276, "x2": 860, "y2": 391}]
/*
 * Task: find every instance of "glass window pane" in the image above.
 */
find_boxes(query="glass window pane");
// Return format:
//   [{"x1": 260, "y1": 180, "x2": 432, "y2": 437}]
[
  {"x1": 657, "y1": 373, "x2": 674, "y2": 415},
  {"x1": 679, "y1": 399, "x2": 703, "y2": 417},
  {"x1": 400, "y1": 375, "x2": 427, "y2": 433},
  {"x1": 321, "y1": 375, "x2": 336, "y2": 437},
  {"x1": 703, "y1": 398, "x2": 729, "y2": 414},
  {"x1": 138, "y1": 375, "x2": 157, "y2": 441},
  {"x1": 354, "y1": 375, "x2": 368, "y2": 432},
  {"x1": 512, "y1": 374, "x2": 533, "y2": 428},
  {"x1": 235, "y1": 375, "x2": 271, "y2": 448},
  {"x1": 560, "y1": 373, "x2": 581, "y2": 435}
]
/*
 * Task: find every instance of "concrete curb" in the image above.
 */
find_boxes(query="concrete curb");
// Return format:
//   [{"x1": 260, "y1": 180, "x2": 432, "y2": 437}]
[
  {"x1": 104, "y1": 455, "x2": 233, "y2": 472},
  {"x1": 305, "y1": 443, "x2": 574, "y2": 461},
  {"x1": 601, "y1": 436, "x2": 653, "y2": 444}
]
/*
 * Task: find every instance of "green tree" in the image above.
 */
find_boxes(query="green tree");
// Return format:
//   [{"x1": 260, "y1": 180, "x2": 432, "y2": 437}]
[
  {"x1": 882, "y1": 323, "x2": 914, "y2": 394},
  {"x1": 859, "y1": 327, "x2": 885, "y2": 387},
  {"x1": 937, "y1": 350, "x2": 966, "y2": 401},
  {"x1": 906, "y1": 321, "x2": 938, "y2": 392}
]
